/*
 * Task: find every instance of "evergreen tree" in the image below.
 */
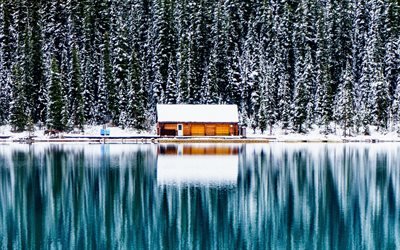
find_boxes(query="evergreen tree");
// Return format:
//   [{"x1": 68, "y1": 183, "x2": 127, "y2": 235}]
[
  {"x1": 27, "y1": 0, "x2": 46, "y2": 123},
  {"x1": 0, "y1": 0, "x2": 398, "y2": 133},
  {"x1": 103, "y1": 33, "x2": 115, "y2": 124},
  {"x1": 95, "y1": 58, "x2": 108, "y2": 125},
  {"x1": 292, "y1": 51, "x2": 313, "y2": 133},
  {"x1": 165, "y1": 55, "x2": 179, "y2": 104},
  {"x1": 46, "y1": 58, "x2": 65, "y2": 131},
  {"x1": 0, "y1": 4, "x2": 11, "y2": 125},
  {"x1": 9, "y1": 64, "x2": 27, "y2": 132},
  {"x1": 373, "y1": 70, "x2": 390, "y2": 131},
  {"x1": 126, "y1": 49, "x2": 147, "y2": 130},
  {"x1": 258, "y1": 97, "x2": 267, "y2": 134},
  {"x1": 393, "y1": 76, "x2": 400, "y2": 133},
  {"x1": 335, "y1": 62, "x2": 354, "y2": 137},
  {"x1": 69, "y1": 45, "x2": 84, "y2": 130},
  {"x1": 112, "y1": 3, "x2": 130, "y2": 125}
]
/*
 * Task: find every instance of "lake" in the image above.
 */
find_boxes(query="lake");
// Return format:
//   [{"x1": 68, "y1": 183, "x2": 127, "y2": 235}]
[{"x1": 0, "y1": 143, "x2": 399, "y2": 249}]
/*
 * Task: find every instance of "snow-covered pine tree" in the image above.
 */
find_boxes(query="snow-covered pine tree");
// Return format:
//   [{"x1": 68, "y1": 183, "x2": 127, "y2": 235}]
[
  {"x1": 82, "y1": 56, "x2": 96, "y2": 125},
  {"x1": 165, "y1": 55, "x2": 178, "y2": 104},
  {"x1": 292, "y1": 49, "x2": 313, "y2": 133},
  {"x1": 69, "y1": 45, "x2": 84, "y2": 130},
  {"x1": 393, "y1": 73, "x2": 400, "y2": 133},
  {"x1": 0, "y1": 58, "x2": 11, "y2": 125},
  {"x1": 46, "y1": 57, "x2": 65, "y2": 131},
  {"x1": 226, "y1": 44, "x2": 242, "y2": 106},
  {"x1": 314, "y1": 1, "x2": 335, "y2": 132},
  {"x1": 373, "y1": 70, "x2": 390, "y2": 131},
  {"x1": 103, "y1": 33, "x2": 115, "y2": 124},
  {"x1": 258, "y1": 94, "x2": 267, "y2": 134},
  {"x1": 9, "y1": 64, "x2": 27, "y2": 132},
  {"x1": 111, "y1": 1, "x2": 130, "y2": 126},
  {"x1": 146, "y1": 0, "x2": 167, "y2": 114},
  {"x1": 95, "y1": 58, "x2": 108, "y2": 125},
  {"x1": 0, "y1": 2, "x2": 11, "y2": 125},
  {"x1": 204, "y1": 49, "x2": 221, "y2": 104},
  {"x1": 265, "y1": 64, "x2": 278, "y2": 135},
  {"x1": 185, "y1": 1, "x2": 205, "y2": 104},
  {"x1": 26, "y1": 0, "x2": 46, "y2": 124},
  {"x1": 125, "y1": 49, "x2": 141, "y2": 128},
  {"x1": 335, "y1": 62, "x2": 354, "y2": 137},
  {"x1": 356, "y1": 0, "x2": 383, "y2": 135}
]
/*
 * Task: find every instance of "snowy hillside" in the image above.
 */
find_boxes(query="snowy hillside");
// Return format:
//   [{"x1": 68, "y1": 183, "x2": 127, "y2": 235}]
[{"x1": 0, "y1": 1, "x2": 399, "y2": 136}]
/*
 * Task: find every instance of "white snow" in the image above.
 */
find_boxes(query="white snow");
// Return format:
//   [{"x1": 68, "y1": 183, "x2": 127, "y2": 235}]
[
  {"x1": 0, "y1": 122, "x2": 400, "y2": 143},
  {"x1": 0, "y1": 125, "x2": 156, "y2": 141},
  {"x1": 246, "y1": 124, "x2": 400, "y2": 142},
  {"x1": 156, "y1": 104, "x2": 239, "y2": 123}
]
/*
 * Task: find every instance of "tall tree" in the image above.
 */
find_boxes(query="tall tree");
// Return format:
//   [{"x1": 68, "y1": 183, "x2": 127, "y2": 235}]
[
  {"x1": 335, "y1": 62, "x2": 354, "y2": 137},
  {"x1": 69, "y1": 45, "x2": 84, "y2": 130},
  {"x1": 9, "y1": 64, "x2": 27, "y2": 132},
  {"x1": 46, "y1": 58, "x2": 65, "y2": 131}
]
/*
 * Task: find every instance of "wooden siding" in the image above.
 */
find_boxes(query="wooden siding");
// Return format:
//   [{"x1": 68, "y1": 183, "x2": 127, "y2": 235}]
[
  {"x1": 164, "y1": 124, "x2": 177, "y2": 130},
  {"x1": 191, "y1": 124, "x2": 205, "y2": 136},
  {"x1": 205, "y1": 125, "x2": 216, "y2": 136},
  {"x1": 158, "y1": 122, "x2": 239, "y2": 136},
  {"x1": 216, "y1": 125, "x2": 230, "y2": 136}
]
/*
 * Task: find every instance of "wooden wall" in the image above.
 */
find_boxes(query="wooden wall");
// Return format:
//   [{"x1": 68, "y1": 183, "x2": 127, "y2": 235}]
[{"x1": 158, "y1": 123, "x2": 239, "y2": 136}]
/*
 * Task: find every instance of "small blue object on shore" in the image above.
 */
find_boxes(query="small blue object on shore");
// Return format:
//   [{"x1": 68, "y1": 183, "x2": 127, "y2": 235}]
[{"x1": 100, "y1": 129, "x2": 110, "y2": 136}]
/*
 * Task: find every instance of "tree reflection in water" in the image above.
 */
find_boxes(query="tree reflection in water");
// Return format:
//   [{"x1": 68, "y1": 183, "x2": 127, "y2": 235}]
[{"x1": 0, "y1": 143, "x2": 399, "y2": 249}]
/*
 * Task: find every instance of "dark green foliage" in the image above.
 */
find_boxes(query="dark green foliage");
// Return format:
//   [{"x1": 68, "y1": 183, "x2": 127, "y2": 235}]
[
  {"x1": 46, "y1": 58, "x2": 65, "y2": 131},
  {"x1": 9, "y1": 65, "x2": 27, "y2": 132},
  {"x1": 69, "y1": 46, "x2": 85, "y2": 130},
  {"x1": 374, "y1": 71, "x2": 390, "y2": 131},
  {"x1": 0, "y1": 0, "x2": 399, "y2": 134},
  {"x1": 335, "y1": 63, "x2": 355, "y2": 137}
]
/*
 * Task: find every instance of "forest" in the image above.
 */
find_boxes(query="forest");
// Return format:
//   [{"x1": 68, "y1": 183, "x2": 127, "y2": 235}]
[{"x1": 0, "y1": 0, "x2": 399, "y2": 135}]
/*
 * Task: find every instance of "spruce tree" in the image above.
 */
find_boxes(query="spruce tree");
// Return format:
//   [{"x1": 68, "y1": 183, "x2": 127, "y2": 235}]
[
  {"x1": 103, "y1": 33, "x2": 115, "y2": 124},
  {"x1": 69, "y1": 46, "x2": 84, "y2": 130},
  {"x1": 164, "y1": 55, "x2": 178, "y2": 104},
  {"x1": 9, "y1": 65, "x2": 27, "y2": 132},
  {"x1": 96, "y1": 59, "x2": 108, "y2": 125},
  {"x1": 335, "y1": 63, "x2": 354, "y2": 137},
  {"x1": 0, "y1": 22, "x2": 11, "y2": 125},
  {"x1": 373, "y1": 70, "x2": 390, "y2": 131},
  {"x1": 46, "y1": 57, "x2": 65, "y2": 131}
]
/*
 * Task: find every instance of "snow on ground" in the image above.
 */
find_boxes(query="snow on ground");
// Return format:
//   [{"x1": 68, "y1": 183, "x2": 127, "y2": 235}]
[
  {"x1": 0, "y1": 124, "x2": 399, "y2": 142},
  {"x1": 0, "y1": 125, "x2": 155, "y2": 140},
  {"x1": 246, "y1": 124, "x2": 400, "y2": 142}
]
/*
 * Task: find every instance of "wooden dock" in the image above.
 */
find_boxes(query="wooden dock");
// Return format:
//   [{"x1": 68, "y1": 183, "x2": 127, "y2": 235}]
[
  {"x1": 2, "y1": 134, "x2": 397, "y2": 144},
  {"x1": 1, "y1": 135, "x2": 275, "y2": 144}
]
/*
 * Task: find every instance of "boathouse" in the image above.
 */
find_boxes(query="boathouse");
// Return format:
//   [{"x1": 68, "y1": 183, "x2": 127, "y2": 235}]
[{"x1": 156, "y1": 104, "x2": 239, "y2": 136}]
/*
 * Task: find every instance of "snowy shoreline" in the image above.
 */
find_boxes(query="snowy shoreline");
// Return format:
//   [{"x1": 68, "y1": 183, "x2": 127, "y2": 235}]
[{"x1": 1, "y1": 125, "x2": 400, "y2": 143}]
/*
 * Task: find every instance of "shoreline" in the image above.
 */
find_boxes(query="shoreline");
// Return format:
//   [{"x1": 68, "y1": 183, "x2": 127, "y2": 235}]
[{"x1": 1, "y1": 135, "x2": 400, "y2": 144}]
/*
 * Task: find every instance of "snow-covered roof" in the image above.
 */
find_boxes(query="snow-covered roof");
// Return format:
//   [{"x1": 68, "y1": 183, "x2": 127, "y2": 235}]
[{"x1": 157, "y1": 104, "x2": 239, "y2": 123}]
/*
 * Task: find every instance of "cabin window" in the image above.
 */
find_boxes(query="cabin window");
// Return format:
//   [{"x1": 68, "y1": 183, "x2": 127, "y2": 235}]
[{"x1": 178, "y1": 124, "x2": 183, "y2": 130}]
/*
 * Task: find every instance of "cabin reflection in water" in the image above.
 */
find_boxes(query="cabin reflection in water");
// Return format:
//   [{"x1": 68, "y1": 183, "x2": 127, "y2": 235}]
[{"x1": 156, "y1": 144, "x2": 239, "y2": 187}]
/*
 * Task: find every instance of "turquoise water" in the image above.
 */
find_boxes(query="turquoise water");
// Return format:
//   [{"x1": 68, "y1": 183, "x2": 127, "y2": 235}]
[{"x1": 0, "y1": 143, "x2": 399, "y2": 249}]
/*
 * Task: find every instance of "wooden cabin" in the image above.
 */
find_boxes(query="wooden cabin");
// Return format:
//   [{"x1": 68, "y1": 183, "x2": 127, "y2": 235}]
[{"x1": 157, "y1": 104, "x2": 239, "y2": 136}]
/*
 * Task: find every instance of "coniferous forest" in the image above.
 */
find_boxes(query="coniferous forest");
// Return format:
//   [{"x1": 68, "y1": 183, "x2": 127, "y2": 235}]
[{"x1": 0, "y1": 0, "x2": 400, "y2": 134}]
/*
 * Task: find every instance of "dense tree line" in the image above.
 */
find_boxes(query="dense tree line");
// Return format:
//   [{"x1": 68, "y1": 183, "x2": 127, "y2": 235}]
[{"x1": 0, "y1": 0, "x2": 399, "y2": 135}]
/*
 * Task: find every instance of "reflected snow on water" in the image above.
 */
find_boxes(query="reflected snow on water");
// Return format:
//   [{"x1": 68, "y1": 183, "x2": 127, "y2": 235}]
[{"x1": 0, "y1": 143, "x2": 399, "y2": 249}]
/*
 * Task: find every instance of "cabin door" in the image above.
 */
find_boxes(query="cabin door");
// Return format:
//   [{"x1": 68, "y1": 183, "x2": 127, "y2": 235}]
[{"x1": 177, "y1": 124, "x2": 183, "y2": 136}]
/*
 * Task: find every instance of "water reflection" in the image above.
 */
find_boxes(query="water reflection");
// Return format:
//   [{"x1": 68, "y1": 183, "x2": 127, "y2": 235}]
[
  {"x1": 157, "y1": 144, "x2": 239, "y2": 187},
  {"x1": 0, "y1": 143, "x2": 399, "y2": 249}
]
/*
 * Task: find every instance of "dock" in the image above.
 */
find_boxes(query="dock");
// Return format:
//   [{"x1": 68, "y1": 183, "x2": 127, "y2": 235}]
[
  {"x1": 1, "y1": 134, "x2": 399, "y2": 144},
  {"x1": 1, "y1": 135, "x2": 275, "y2": 144}
]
